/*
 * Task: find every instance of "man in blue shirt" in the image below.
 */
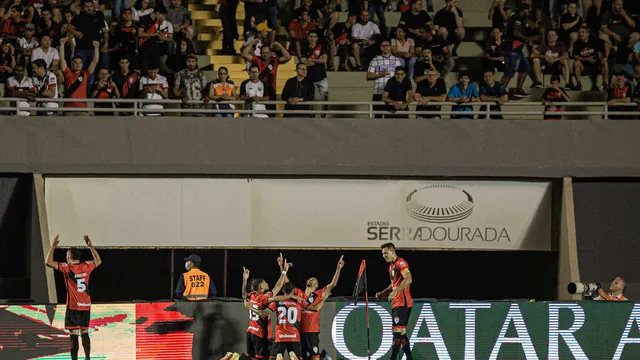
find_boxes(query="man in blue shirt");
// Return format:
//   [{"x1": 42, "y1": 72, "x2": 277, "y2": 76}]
[
  {"x1": 447, "y1": 72, "x2": 479, "y2": 119},
  {"x1": 479, "y1": 69, "x2": 508, "y2": 119}
]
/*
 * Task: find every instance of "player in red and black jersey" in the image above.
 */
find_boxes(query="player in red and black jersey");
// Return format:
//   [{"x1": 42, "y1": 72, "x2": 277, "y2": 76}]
[
  {"x1": 45, "y1": 234, "x2": 102, "y2": 360},
  {"x1": 376, "y1": 243, "x2": 413, "y2": 360},
  {"x1": 278, "y1": 255, "x2": 344, "y2": 360}
]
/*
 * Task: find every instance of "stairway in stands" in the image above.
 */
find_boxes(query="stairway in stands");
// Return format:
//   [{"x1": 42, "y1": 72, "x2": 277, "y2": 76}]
[{"x1": 188, "y1": 0, "x2": 296, "y2": 95}]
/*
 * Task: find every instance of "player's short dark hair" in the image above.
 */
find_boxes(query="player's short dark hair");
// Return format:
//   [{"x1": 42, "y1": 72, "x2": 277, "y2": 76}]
[
  {"x1": 380, "y1": 242, "x2": 396, "y2": 251},
  {"x1": 459, "y1": 71, "x2": 470, "y2": 79},
  {"x1": 72, "y1": 55, "x2": 83, "y2": 62},
  {"x1": 252, "y1": 278, "x2": 265, "y2": 292},
  {"x1": 483, "y1": 68, "x2": 495, "y2": 74},
  {"x1": 307, "y1": 29, "x2": 320, "y2": 37},
  {"x1": 550, "y1": 75, "x2": 561, "y2": 83},
  {"x1": 283, "y1": 282, "x2": 295, "y2": 295},
  {"x1": 395, "y1": 66, "x2": 406, "y2": 73},
  {"x1": 249, "y1": 63, "x2": 260, "y2": 72},
  {"x1": 32, "y1": 59, "x2": 47, "y2": 69},
  {"x1": 68, "y1": 248, "x2": 82, "y2": 261}
]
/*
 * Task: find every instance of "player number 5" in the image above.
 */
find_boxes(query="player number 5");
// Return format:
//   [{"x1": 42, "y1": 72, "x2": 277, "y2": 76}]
[
  {"x1": 77, "y1": 278, "x2": 86, "y2": 293},
  {"x1": 277, "y1": 306, "x2": 298, "y2": 324}
]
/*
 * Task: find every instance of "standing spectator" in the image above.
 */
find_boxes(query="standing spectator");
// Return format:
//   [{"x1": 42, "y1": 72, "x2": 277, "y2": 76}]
[
  {"x1": 114, "y1": 8, "x2": 138, "y2": 66},
  {"x1": 366, "y1": 39, "x2": 402, "y2": 117},
  {"x1": 207, "y1": 66, "x2": 236, "y2": 117},
  {"x1": 582, "y1": 0, "x2": 602, "y2": 24},
  {"x1": 239, "y1": 64, "x2": 270, "y2": 118},
  {"x1": 446, "y1": 72, "x2": 479, "y2": 119},
  {"x1": 367, "y1": 0, "x2": 386, "y2": 36},
  {"x1": 288, "y1": 8, "x2": 315, "y2": 60},
  {"x1": 281, "y1": 63, "x2": 315, "y2": 117},
  {"x1": 219, "y1": 0, "x2": 239, "y2": 55},
  {"x1": 31, "y1": 35, "x2": 61, "y2": 82},
  {"x1": 111, "y1": 56, "x2": 139, "y2": 113},
  {"x1": 101, "y1": 21, "x2": 120, "y2": 70},
  {"x1": 1, "y1": 5, "x2": 24, "y2": 43},
  {"x1": 36, "y1": 7, "x2": 61, "y2": 45},
  {"x1": 434, "y1": 0, "x2": 465, "y2": 57},
  {"x1": 399, "y1": 0, "x2": 431, "y2": 39},
  {"x1": 531, "y1": 29, "x2": 571, "y2": 89},
  {"x1": 59, "y1": 40, "x2": 100, "y2": 113},
  {"x1": 302, "y1": 29, "x2": 328, "y2": 101},
  {"x1": 484, "y1": 28, "x2": 505, "y2": 73},
  {"x1": 351, "y1": 9, "x2": 381, "y2": 71},
  {"x1": 139, "y1": 64, "x2": 169, "y2": 116},
  {"x1": 17, "y1": 23, "x2": 39, "y2": 66},
  {"x1": 138, "y1": 7, "x2": 175, "y2": 75},
  {"x1": 243, "y1": 0, "x2": 267, "y2": 35},
  {"x1": 328, "y1": 14, "x2": 355, "y2": 71},
  {"x1": 541, "y1": 75, "x2": 569, "y2": 120},
  {"x1": 381, "y1": 66, "x2": 413, "y2": 118},
  {"x1": 601, "y1": 0, "x2": 637, "y2": 46},
  {"x1": 0, "y1": 43, "x2": 16, "y2": 83},
  {"x1": 31, "y1": 58, "x2": 59, "y2": 115},
  {"x1": 241, "y1": 22, "x2": 271, "y2": 67},
  {"x1": 173, "y1": 53, "x2": 208, "y2": 115},
  {"x1": 89, "y1": 67, "x2": 120, "y2": 115},
  {"x1": 479, "y1": 69, "x2": 508, "y2": 119},
  {"x1": 7, "y1": 65, "x2": 36, "y2": 116},
  {"x1": 241, "y1": 40, "x2": 291, "y2": 104},
  {"x1": 167, "y1": 0, "x2": 192, "y2": 42},
  {"x1": 166, "y1": 38, "x2": 195, "y2": 74},
  {"x1": 607, "y1": 72, "x2": 633, "y2": 119},
  {"x1": 68, "y1": 0, "x2": 108, "y2": 72},
  {"x1": 488, "y1": 0, "x2": 510, "y2": 33},
  {"x1": 559, "y1": 1, "x2": 582, "y2": 53},
  {"x1": 573, "y1": 26, "x2": 608, "y2": 90},
  {"x1": 132, "y1": 0, "x2": 153, "y2": 21},
  {"x1": 391, "y1": 26, "x2": 416, "y2": 79},
  {"x1": 501, "y1": 4, "x2": 537, "y2": 98},
  {"x1": 416, "y1": 25, "x2": 453, "y2": 78},
  {"x1": 414, "y1": 68, "x2": 447, "y2": 119}
]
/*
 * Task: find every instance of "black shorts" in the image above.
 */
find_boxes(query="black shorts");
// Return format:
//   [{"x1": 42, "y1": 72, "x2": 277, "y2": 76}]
[
  {"x1": 301, "y1": 332, "x2": 320, "y2": 358},
  {"x1": 540, "y1": 60, "x2": 564, "y2": 75},
  {"x1": 246, "y1": 333, "x2": 269, "y2": 359},
  {"x1": 270, "y1": 341, "x2": 302, "y2": 358},
  {"x1": 580, "y1": 61, "x2": 599, "y2": 75},
  {"x1": 65, "y1": 308, "x2": 90, "y2": 330},
  {"x1": 392, "y1": 306, "x2": 412, "y2": 329}
]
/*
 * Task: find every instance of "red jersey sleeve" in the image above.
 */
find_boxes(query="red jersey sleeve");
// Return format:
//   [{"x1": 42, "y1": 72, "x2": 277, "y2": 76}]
[
  {"x1": 299, "y1": 299, "x2": 309, "y2": 310},
  {"x1": 269, "y1": 302, "x2": 277, "y2": 312},
  {"x1": 305, "y1": 287, "x2": 326, "y2": 307},
  {"x1": 84, "y1": 261, "x2": 96, "y2": 274},
  {"x1": 57, "y1": 262, "x2": 70, "y2": 274},
  {"x1": 256, "y1": 293, "x2": 270, "y2": 308},
  {"x1": 294, "y1": 288, "x2": 306, "y2": 299},
  {"x1": 396, "y1": 259, "x2": 410, "y2": 276}
]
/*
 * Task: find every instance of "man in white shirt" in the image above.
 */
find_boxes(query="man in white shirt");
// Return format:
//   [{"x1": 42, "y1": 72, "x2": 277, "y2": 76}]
[
  {"x1": 7, "y1": 65, "x2": 36, "y2": 116},
  {"x1": 366, "y1": 39, "x2": 402, "y2": 117},
  {"x1": 17, "y1": 23, "x2": 39, "y2": 66},
  {"x1": 30, "y1": 35, "x2": 61, "y2": 83},
  {"x1": 351, "y1": 9, "x2": 381, "y2": 71},
  {"x1": 32, "y1": 59, "x2": 59, "y2": 116},
  {"x1": 140, "y1": 65, "x2": 169, "y2": 116}
]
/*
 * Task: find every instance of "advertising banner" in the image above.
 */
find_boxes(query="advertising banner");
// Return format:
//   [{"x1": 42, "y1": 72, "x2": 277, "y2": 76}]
[{"x1": 46, "y1": 178, "x2": 551, "y2": 250}]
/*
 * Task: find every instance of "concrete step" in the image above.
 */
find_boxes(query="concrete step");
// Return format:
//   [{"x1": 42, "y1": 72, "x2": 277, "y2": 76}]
[{"x1": 198, "y1": 32, "x2": 245, "y2": 41}]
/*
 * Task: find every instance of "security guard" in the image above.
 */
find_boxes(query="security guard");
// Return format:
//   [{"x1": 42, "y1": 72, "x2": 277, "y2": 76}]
[{"x1": 175, "y1": 254, "x2": 217, "y2": 301}]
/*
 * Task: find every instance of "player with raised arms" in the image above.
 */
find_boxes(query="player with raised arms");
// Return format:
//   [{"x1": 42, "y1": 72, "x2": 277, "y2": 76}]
[
  {"x1": 376, "y1": 242, "x2": 413, "y2": 360},
  {"x1": 45, "y1": 235, "x2": 102, "y2": 360}
]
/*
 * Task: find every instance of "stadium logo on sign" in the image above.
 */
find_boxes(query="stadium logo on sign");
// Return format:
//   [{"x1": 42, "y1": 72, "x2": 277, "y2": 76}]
[{"x1": 406, "y1": 185, "x2": 474, "y2": 223}]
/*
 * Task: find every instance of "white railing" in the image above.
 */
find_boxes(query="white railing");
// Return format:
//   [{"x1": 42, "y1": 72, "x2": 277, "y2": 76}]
[{"x1": 1, "y1": 98, "x2": 639, "y2": 119}]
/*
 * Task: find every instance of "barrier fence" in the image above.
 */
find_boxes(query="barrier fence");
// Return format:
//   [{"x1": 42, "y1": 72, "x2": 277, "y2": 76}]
[
  {"x1": 1, "y1": 98, "x2": 639, "y2": 118},
  {"x1": 1, "y1": 301, "x2": 639, "y2": 359}
]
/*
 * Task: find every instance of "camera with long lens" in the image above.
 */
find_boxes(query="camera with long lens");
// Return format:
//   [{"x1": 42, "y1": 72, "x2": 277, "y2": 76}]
[{"x1": 568, "y1": 282, "x2": 601, "y2": 297}]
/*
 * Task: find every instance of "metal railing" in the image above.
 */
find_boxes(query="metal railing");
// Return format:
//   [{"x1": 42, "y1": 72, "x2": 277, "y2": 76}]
[{"x1": 1, "y1": 98, "x2": 639, "y2": 119}]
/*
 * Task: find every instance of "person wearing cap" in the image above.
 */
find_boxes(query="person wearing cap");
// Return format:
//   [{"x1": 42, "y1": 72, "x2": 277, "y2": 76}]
[{"x1": 175, "y1": 254, "x2": 217, "y2": 301}]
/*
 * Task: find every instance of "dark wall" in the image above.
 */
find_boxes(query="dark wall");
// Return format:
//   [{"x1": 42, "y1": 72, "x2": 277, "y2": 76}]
[
  {"x1": 53, "y1": 249, "x2": 557, "y2": 302},
  {"x1": 0, "y1": 175, "x2": 31, "y2": 278},
  {"x1": 574, "y1": 181, "x2": 640, "y2": 299}
]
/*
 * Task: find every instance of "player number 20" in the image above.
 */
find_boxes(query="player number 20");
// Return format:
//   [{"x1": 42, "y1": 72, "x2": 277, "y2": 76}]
[
  {"x1": 277, "y1": 306, "x2": 298, "y2": 324},
  {"x1": 77, "y1": 278, "x2": 86, "y2": 293}
]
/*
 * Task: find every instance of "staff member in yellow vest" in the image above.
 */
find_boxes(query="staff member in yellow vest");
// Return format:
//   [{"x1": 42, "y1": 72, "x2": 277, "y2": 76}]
[{"x1": 175, "y1": 254, "x2": 217, "y2": 301}]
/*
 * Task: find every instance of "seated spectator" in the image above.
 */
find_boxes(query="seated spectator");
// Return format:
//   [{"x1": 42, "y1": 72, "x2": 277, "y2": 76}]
[
  {"x1": 413, "y1": 48, "x2": 435, "y2": 81},
  {"x1": 17, "y1": 23, "x2": 40, "y2": 66},
  {"x1": 351, "y1": 9, "x2": 381, "y2": 71},
  {"x1": 138, "y1": 6, "x2": 175, "y2": 75},
  {"x1": 297, "y1": 0, "x2": 325, "y2": 30},
  {"x1": 531, "y1": 29, "x2": 571, "y2": 89},
  {"x1": 239, "y1": 64, "x2": 270, "y2": 118},
  {"x1": 600, "y1": 0, "x2": 636, "y2": 46},
  {"x1": 611, "y1": 37, "x2": 636, "y2": 83},
  {"x1": 0, "y1": 42, "x2": 16, "y2": 83},
  {"x1": 541, "y1": 75, "x2": 570, "y2": 120},
  {"x1": 167, "y1": 0, "x2": 193, "y2": 42},
  {"x1": 1, "y1": 5, "x2": 24, "y2": 43},
  {"x1": 7, "y1": 65, "x2": 36, "y2": 116},
  {"x1": 36, "y1": 7, "x2": 61, "y2": 47},
  {"x1": 488, "y1": 0, "x2": 510, "y2": 33},
  {"x1": 89, "y1": 67, "x2": 120, "y2": 115},
  {"x1": 446, "y1": 72, "x2": 479, "y2": 119},
  {"x1": 549, "y1": 0, "x2": 582, "y2": 29},
  {"x1": 288, "y1": 8, "x2": 315, "y2": 60},
  {"x1": 132, "y1": 0, "x2": 153, "y2": 21},
  {"x1": 139, "y1": 64, "x2": 169, "y2": 116},
  {"x1": 31, "y1": 35, "x2": 61, "y2": 82},
  {"x1": 115, "y1": 8, "x2": 138, "y2": 67},
  {"x1": 391, "y1": 27, "x2": 416, "y2": 79},
  {"x1": 166, "y1": 38, "x2": 195, "y2": 74},
  {"x1": 366, "y1": 40, "x2": 402, "y2": 118},
  {"x1": 484, "y1": 28, "x2": 505, "y2": 73},
  {"x1": 173, "y1": 53, "x2": 208, "y2": 115},
  {"x1": 381, "y1": 65, "x2": 413, "y2": 118},
  {"x1": 59, "y1": 40, "x2": 100, "y2": 113},
  {"x1": 301, "y1": 30, "x2": 329, "y2": 101},
  {"x1": 281, "y1": 63, "x2": 315, "y2": 117},
  {"x1": 328, "y1": 14, "x2": 356, "y2": 71},
  {"x1": 111, "y1": 56, "x2": 139, "y2": 113},
  {"x1": 479, "y1": 69, "x2": 508, "y2": 119},
  {"x1": 416, "y1": 25, "x2": 453, "y2": 78},
  {"x1": 607, "y1": 71, "x2": 633, "y2": 119},
  {"x1": 414, "y1": 67, "x2": 447, "y2": 119},
  {"x1": 207, "y1": 66, "x2": 236, "y2": 118},
  {"x1": 559, "y1": 1, "x2": 582, "y2": 53},
  {"x1": 31, "y1": 58, "x2": 59, "y2": 115},
  {"x1": 573, "y1": 26, "x2": 609, "y2": 90},
  {"x1": 434, "y1": 0, "x2": 465, "y2": 56},
  {"x1": 399, "y1": 0, "x2": 432, "y2": 40}
]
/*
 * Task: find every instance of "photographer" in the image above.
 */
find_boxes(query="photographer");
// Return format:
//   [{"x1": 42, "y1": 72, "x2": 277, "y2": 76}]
[{"x1": 594, "y1": 277, "x2": 628, "y2": 301}]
